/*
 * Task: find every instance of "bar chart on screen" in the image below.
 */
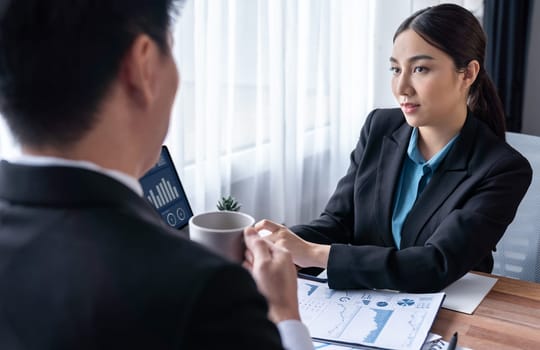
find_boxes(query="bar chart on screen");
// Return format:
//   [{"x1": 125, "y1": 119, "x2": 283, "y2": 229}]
[
  {"x1": 146, "y1": 177, "x2": 180, "y2": 209},
  {"x1": 139, "y1": 146, "x2": 193, "y2": 229}
]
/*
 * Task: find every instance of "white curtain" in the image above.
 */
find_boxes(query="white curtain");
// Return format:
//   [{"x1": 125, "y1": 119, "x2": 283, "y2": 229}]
[
  {"x1": 0, "y1": 118, "x2": 17, "y2": 159},
  {"x1": 166, "y1": 0, "x2": 484, "y2": 225},
  {"x1": 0, "y1": 0, "x2": 483, "y2": 226},
  {"x1": 168, "y1": 0, "x2": 382, "y2": 225}
]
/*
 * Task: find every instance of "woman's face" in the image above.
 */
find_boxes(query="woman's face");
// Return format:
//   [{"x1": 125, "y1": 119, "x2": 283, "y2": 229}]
[{"x1": 390, "y1": 29, "x2": 469, "y2": 130}]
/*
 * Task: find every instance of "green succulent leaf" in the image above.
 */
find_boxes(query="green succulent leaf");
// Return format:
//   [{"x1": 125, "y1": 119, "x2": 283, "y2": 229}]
[{"x1": 217, "y1": 195, "x2": 241, "y2": 211}]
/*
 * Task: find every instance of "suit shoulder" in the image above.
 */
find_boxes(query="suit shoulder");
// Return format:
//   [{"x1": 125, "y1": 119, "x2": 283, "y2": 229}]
[
  {"x1": 365, "y1": 108, "x2": 406, "y2": 134},
  {"x1": 475, "y1": 121, "x2": 532, "y2": 167},
  {"x1": 464, "y1": 121, "x2": 532, "y2": 187},
  {"x1": 73, "y1": 210, "x2": 236, "y2": 283}
]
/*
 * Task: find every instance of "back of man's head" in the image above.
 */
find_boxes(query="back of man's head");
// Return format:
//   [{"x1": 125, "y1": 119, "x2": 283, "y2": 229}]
[{"x1": 0, "y1": 0, "x2": 182, "y2": 149}]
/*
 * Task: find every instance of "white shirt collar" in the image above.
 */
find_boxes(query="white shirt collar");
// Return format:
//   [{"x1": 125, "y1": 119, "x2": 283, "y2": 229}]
[{"x1": 8, "y1": 154, "x2": 144, "y2": 196}]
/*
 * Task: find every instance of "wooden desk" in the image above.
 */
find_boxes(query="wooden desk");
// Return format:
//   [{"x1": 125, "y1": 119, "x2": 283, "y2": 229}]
[{"x1": 431, "y1": 272, "x2": 540, "y2": 349}]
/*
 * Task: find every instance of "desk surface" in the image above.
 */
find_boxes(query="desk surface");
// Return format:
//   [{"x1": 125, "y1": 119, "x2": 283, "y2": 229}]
[{"x1": 431, "y1": 272, "x2": 540, "y2": 349}]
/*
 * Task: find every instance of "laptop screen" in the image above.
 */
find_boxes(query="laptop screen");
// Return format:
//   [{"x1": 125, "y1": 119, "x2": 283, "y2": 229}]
[{"x1": 139, "y1": 146, "x2": 193, "y2": 229}]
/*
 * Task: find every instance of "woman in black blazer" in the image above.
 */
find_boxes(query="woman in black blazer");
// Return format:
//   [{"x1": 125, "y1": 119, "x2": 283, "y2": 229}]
[{"x1": 254, "y1": 4, "x2": 532, "y2": 292}]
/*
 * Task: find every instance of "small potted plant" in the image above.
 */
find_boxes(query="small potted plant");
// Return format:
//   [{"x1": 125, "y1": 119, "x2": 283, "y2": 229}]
[{"x1": 216, "y1": 195, "x2": 241, "y2": 212}]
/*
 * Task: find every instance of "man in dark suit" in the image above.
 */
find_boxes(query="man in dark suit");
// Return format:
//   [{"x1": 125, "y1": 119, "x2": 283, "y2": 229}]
[{"x1": 0, "y1": 1, "x2": 312, "y2": 349}]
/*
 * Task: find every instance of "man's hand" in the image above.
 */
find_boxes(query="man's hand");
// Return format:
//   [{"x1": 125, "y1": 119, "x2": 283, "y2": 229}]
[{"x1": 243, "y1": 227, "x2": 300, "y2": 323}]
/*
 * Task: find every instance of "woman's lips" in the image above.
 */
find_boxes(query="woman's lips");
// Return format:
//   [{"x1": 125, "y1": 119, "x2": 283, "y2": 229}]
[{"x1": 401, "y1": 103, "x2": 420, "y2": 114}]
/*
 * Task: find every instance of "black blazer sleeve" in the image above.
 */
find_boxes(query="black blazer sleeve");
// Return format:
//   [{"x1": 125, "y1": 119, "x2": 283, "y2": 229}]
[{"x1": 292, "y1": 108, "x2": 532, "y2": 292}]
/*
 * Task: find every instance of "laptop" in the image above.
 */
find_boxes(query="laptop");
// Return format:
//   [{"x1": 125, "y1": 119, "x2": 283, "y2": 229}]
[{"x1": 139, "y1": 146, "x2": 193, "y2": 230}]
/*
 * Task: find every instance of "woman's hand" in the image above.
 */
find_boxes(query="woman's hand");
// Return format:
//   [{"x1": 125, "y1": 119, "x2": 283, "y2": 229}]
[{"x1": 254, "y1": 219, "x2": 330, "y2": 269}]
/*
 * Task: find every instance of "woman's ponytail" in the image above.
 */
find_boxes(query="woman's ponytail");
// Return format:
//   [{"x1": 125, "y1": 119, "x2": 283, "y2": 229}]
[{"x1": 468, "y1": 69, "x2": 506, "y2": 140}]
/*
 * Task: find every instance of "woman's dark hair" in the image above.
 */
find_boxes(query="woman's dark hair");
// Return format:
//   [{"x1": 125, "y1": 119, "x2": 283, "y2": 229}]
[
  {"x1": 393, "y1": 4, "x2": 506, "y2": 140},
  {"x1": 0, "y1": 0, "x2": 183, "y2": 148}
]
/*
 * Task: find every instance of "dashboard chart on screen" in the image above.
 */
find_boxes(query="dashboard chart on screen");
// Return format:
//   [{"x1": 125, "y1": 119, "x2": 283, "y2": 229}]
[{"x1": 139, "y1": 146, "x2": 193, "y2": 229}]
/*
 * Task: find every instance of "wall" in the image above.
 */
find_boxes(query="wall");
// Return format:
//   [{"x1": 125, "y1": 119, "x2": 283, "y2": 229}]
[{"x1": 521, "y1": 1, "x2": 540, "y2": 136}]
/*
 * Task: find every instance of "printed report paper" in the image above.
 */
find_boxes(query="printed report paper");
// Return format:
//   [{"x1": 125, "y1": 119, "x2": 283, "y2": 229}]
[
  {"x1": 298, "y1": 279, "x2": 445, "y2": 350},
  {"x1": 441, "y1": 272, "x2": 497, "y2": 314}
]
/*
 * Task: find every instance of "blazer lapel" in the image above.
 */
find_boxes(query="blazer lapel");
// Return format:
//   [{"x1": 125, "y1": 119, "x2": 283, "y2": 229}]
[
  {"x1": 400, "y1": 115, "x2": 478, "y2": 247},
  {"x1": 376, "y1": 124, "x2": 411, "y2": 246}
]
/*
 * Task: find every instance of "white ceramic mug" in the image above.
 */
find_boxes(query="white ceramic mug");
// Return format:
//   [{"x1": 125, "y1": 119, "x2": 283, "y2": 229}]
[{"x1": 189, "y1": 211, "x2": 255, "y2": 263}]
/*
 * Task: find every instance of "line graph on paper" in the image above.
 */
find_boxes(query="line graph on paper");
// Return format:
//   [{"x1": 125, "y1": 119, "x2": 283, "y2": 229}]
[
  {"x1": 297, "y1": 279, "x2": 445, "y2": 350},
  {"x1": 298, "y1": 281, "x2": 395, "y2": 344}
]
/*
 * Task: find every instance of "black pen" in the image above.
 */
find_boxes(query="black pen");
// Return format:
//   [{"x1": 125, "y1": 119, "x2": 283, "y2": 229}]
[{"x1": 447, "y1": 331, "x2": 458, "y2": 350}]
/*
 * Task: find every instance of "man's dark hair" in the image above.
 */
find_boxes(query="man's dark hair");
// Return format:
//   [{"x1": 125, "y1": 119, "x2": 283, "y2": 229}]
[{"x1": 0, "y1": 0, "x2": 182, "y2": 148}]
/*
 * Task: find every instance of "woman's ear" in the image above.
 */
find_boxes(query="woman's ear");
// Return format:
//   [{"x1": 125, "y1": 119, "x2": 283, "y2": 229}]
[{"x1": 462, "y1": 59, "x2": 480, "y2": 89}]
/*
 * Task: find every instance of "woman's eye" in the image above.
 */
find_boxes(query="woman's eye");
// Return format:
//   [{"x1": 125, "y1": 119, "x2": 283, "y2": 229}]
[
  {"x1": 413, "y1": 66, "x2": 428, "y2": 73},
  {"x1": 390, "y1": 67, "x2": 400, "y2": 75}
]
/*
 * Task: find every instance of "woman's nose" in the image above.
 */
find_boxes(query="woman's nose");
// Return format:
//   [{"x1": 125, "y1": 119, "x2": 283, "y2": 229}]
[{"x1": 396, "y1": 74, "x2": 414, "y2": 97}]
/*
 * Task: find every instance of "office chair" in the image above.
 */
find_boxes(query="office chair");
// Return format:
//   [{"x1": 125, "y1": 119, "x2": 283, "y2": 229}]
[{"x1": 491, "y1": 132, "x2": 540, "y2": 283}]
